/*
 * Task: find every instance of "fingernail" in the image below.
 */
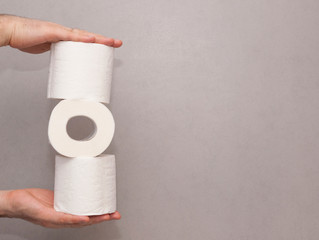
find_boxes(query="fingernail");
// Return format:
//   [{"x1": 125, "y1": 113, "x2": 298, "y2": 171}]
[{"x1": 114, "y1": 39, "x2": 123, "y2": 47}]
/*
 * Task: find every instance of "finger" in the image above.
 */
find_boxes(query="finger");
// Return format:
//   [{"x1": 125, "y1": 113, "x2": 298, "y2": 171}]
[
  {"x1": 67, "y1": 28, "x2": 116, "y2": 47},
  {"x1": 28, "y1": 217, "x2": 87, "y2": 229},
  {"x1": 91, "y1": 34, "x2": 122, "y2": 48},
  {"x1": 43, "y1": 22, "x2": 123, "y2": 47},
  {"x1": 57, "y1": 213, "x2": 90, "y2": 225},
  {"x1": 93, "y1": 35, "x2": 122, "y2": 48},
  {"x1": 44, "y1": 23, "x2": 96, "y2": 44},
  {"x1": 88, "y1": 214, "x2": 111, "y2": 225},
  {"x1": 41, "y1": 209, "x2": 90, "y2": 226},
  {"x1": 87, "y1": 33, "x2": 123, "y2": 47},
  {"x1": 42, "y1": 222, "x2": 88, "y2": 228},
  {"x1": 110, "y1": 211, "x2": 121, "y2": 220},
  {"x1": 38, "y1": 211, "x2": 120, "y2": 228},
  {"x1": 114, "y1": 39, "x2": 123, "y2": 48},
  {"x1": 19, "y1": 38, "x2": 122, "y2": 54},
  {"x1": 85, "y1": 211, "x2": 121, "y2": 225},
  {"x1": 63, "y1": 28, "x2": 123, "y2": 48}
]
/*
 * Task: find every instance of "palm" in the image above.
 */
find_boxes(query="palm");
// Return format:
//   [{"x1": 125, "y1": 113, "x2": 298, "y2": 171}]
[{"x1": 8, "y1": 188, "x2": 120, "y2": 228}]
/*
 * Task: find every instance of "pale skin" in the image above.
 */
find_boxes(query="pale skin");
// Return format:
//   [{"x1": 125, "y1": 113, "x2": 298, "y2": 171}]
[{"x1": 0, "y1": 15, "x2": 122, "y2": 228}]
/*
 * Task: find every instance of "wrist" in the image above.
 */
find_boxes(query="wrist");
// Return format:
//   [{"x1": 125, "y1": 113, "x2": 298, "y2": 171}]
[
  {"x1": 0, "y1": 14, "x2": 14, "y2": 47},
  {"x1": 0, "y1": 190, "x2": 13, "y2": 217}
]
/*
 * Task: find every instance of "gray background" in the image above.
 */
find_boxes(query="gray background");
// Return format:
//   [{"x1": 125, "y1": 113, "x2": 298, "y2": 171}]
[{"x1": 0, "y1": 0, "x2": 319, "y2": 239}]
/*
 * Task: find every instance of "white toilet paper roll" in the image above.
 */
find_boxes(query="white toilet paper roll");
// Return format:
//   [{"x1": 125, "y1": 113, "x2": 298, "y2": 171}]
[
  {"x1": 54, "y1": 154, "x2": 116, "y2": 215},
  {"x1": 48, "y1": 100, "x2": 115, "y2": 157},
  {"x1": 48, "y1": 41, "x2": 114, "y2": 103}
]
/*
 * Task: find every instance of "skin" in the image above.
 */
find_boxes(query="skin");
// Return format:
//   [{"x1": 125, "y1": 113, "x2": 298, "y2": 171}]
[
  {"x1": 0, "y1": 14, "x2": 123, "y2": 52},
  {"x1": 0, "y1": 189, "x2": 121, "y2": 228},
  {"x1": 0, "y1": 15, "x2": 122, "y2": 228}
]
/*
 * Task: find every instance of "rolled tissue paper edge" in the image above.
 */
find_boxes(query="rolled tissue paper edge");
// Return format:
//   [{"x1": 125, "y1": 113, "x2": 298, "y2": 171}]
[
  {"x1": 54, "y1": 154, "x2": 116, "y2": 215},
  {"x1": 48, "y1": 41, "x2": 114, "y2": 104}
]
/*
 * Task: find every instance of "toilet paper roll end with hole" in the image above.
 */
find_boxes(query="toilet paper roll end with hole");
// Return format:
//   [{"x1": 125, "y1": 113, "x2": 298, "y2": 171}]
[{"x1": 48, "y1": 99, "x2": 115, "y2": 157}]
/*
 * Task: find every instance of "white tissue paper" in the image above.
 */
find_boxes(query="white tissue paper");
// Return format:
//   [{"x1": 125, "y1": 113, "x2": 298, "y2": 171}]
[
  {"x1": 48, "y1": 99, "x2": 115, "y2": 157},
  {"x1": 54, "y1": 154, "x2": 116, "y2": 215},
  {"x1": 48, "y1": 41, "x2": 114, "y2": 103}
]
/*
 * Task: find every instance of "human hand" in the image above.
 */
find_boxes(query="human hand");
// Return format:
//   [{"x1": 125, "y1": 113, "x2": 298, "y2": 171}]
[
  {"x1": 0, "y1": 14, "x2": 122, "y2": 53},
  {"x1": 0, "y1": 188, "x2": 120, "y2": 228}
]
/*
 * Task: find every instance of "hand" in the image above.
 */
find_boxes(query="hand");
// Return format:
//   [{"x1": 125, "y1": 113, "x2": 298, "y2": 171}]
[
  {"x1": 0, "y1": 14, "x2": 122, "y2": 53},
  {"x1": 0, "y1": 188, "x2": 120, "y2": 228}
]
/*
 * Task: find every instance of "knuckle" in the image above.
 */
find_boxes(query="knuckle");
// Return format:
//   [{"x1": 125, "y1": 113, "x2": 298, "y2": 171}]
[{"x1": 70, "y1": 28, "x2": 80, "y2": 33}]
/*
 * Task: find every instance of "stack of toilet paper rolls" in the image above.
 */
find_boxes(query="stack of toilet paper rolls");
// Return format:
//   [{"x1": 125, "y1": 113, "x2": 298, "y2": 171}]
[{"x1": 47, "y1": 41, "x2": 116, "y2": 215}]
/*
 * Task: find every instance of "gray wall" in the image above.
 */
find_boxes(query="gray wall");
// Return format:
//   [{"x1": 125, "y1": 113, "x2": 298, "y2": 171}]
[{"x1": 1, "y1": 0, "x2": 319, "y2": 239}]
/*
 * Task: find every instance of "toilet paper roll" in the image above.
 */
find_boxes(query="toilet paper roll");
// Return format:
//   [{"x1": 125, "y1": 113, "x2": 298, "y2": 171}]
[
  {"x1": 54, "y1": 154, "x2": 116, "y2": 215},
  {"x1": 48, "y1": 41, "x2": 114, "y2": 103},
  {"x1": 48, "y1": 100, "x2": 115, "y2": 157}
]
